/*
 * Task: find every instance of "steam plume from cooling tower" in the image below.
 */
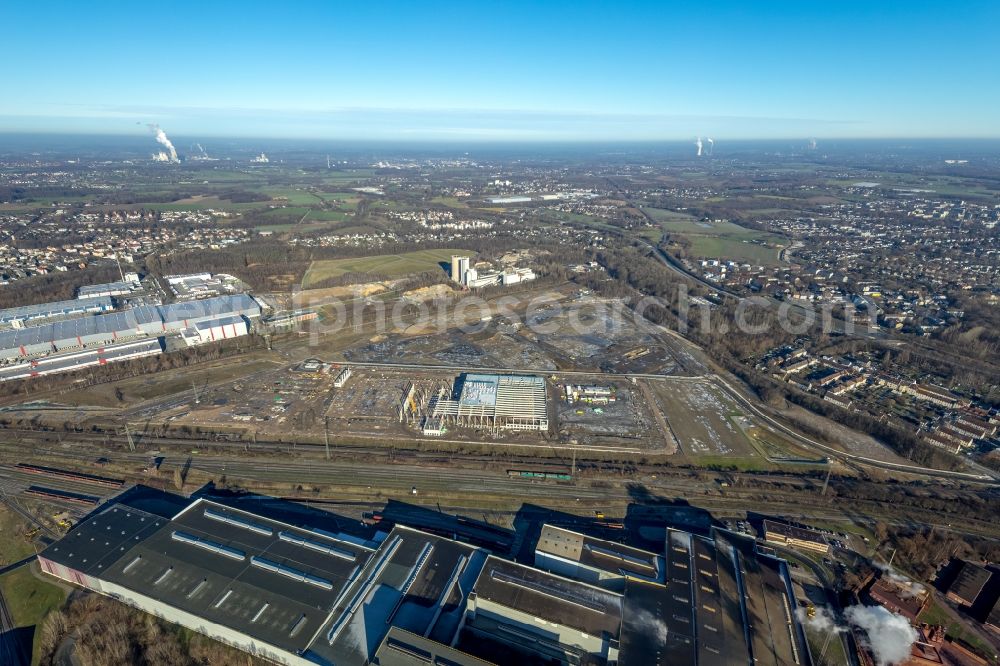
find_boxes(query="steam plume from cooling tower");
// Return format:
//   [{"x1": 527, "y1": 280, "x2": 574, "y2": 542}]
[
  {"x1": 706, "y1": 138, "x2": 714, "y2": 155},
  {"x1": 148, "y1": 124, "x2": 179, "y2": 163},
  {"x1": 695, "y1": 137, "x2": 703, "y2": 157}
]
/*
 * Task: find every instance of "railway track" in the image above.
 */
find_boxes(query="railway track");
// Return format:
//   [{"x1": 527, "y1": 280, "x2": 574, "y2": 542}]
[{"x1": 1, "y1": 436, "x2": 997, "y2": 540}]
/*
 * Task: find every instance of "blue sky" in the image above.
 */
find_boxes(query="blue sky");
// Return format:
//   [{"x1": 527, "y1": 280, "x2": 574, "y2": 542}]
[{"x1": 3, "y1": 0, "x2": 998, "y2": 140}]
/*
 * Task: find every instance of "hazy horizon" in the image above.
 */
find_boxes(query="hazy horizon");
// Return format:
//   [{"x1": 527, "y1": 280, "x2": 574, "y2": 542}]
[{"x1": 3, "y1": 1, "x2": 998, "y2": 141}]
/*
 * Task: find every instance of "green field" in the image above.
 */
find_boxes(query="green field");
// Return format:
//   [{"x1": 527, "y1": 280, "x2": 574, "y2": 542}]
[
  {"x1": 260, "y1": 205, "x2": 311, "y2": 219},
  {"x1": 259, "y1": 187, "x2": 324, "y2": 205},
  {"x1": 826, "y1": 174, "x2": 999, "y2": 199},
  {"x1": 320, "y1": 169, "x2": 376, "y2": 184},
  {"x1": 0, "y1": 564, "x2": 68, "y2": 664},
  {"x1": 305, "y1": 210, "x2": 352, "y2": 222},
  {"x1": 302, "y1": 248, "x2": 471, "y2": 287},
  {"x1": 144, "y1": 198, "x2": 272, "y2": 213},
  {"x1": 254, "y1": 223, "x2": 298, "y2": 233},
  {"x1": 646, "y1": 208, "x2": 786, "y2": 265},
  {"x1": 543, "y1": 209, "x2": 619, "y2": 231},
  {"x1": 687, "y1": 236, "x2": 782, "y2": 265},
  {"x1": 430, "y1": 196, "x2": 470, "y2": 209}
]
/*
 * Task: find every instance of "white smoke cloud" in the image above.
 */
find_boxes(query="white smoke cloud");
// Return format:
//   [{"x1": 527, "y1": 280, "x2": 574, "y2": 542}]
[
  {"x1": 796, "y1": 606, "x2": 845, "y2": 635},
  {"x1": 630, "y1": 608, "x2": 668, "y2": 644},
  {"x1": 808, "y1": 137, "x2": 818, "y2": 150},
  {"x1": 888, "y1": 574, "x2": 925, "y2": 599},
  {"x1": 873, "y1": 562, "x2": 926, "y2": 598},
  {"x1": 695, "y1": 136, "x2": 703, "y2": 157},
  {"x1": 148, "y1": 123, "x2": 179, "y2": 163},
  {"x1": 846, "y1": 605, "x2": 918, "y2": 666},
  {"x1": 706, "y1": 138, "x2": 714, "y2": 155}
]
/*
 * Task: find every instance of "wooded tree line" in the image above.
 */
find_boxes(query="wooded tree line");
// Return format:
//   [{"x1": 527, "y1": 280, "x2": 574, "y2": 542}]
[
  {"x1": 38, "y1": 594, "x2": 271, "y2": 666},
  {"x1": 879, "y1": 524, "x2": 1000, "y2": 581},
  {"x1": 0, "y1": 264, "x2": 123, "y2": 309}
]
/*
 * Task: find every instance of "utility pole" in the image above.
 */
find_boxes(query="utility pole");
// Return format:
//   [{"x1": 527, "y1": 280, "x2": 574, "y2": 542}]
[
  {"x1": 324, "y1": 416, "x2": 330, "y2": 460},
  {"x1": 571, "y1": 449, "x2": 576, "y2": 477}
]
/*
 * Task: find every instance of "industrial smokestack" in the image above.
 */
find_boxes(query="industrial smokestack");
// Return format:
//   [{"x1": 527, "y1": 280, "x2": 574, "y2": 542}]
[
  {"x1": 148, "y1": 124, "x2": 179, "y2": 163},
  {"x1": 695, "y1": 137, "x2": 703, "y2": 157},
  {"x1": 706, "y1": 138, "x2": 714, "y2": 156}
]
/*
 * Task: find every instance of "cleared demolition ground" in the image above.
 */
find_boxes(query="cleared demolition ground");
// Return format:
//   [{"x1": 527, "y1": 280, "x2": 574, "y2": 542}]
[
  {"x1": 344, "y1": 329, "x2": 559, "y2": 369},
  {"x1": 554, "y1": 380, "x2": 657, "y2": 448},
  {"x1": 648, "y1": 378, "x2": 822, "y2": 468},
  {"x1": 523, "y1": 295, "x2": 688, "y2": 373},
  {"x1": 339, "y1": 292, "x2": 700, "y2": 376},
  {"x1": 86, "y1": 361, "x2": 684, "y2": 454}
]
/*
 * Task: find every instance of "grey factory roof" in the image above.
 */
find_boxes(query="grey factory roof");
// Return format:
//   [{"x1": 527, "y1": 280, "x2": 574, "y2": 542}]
[
  {"x1": 689, "y1": 529, "x2": 750, "y2": 665},
  {"x1": 620, "y1": 578, "x2": 694, "y2": 666},
  {"x1": 653, "y1": 528, "x2": 809, "y2": 666},
  {"x1": 42, "y1": 497, "x2": 375, "y2": 657},
  {"x1": 471, "y1": 556, "x2": 623, "y2": 641},
  {"x1": 195, "y1": 314, "x2": 247, "y2": 331},
  {"x1": 0, "y1": 295, "x2": 113, "y2": 324},
  {"x1": 77, "y1": 280, "x2": 139, "y2": 297},
  {"x1": 947, "y1": 561, "x2": 993, "y2": 605},
  {"x1": 0, "y1": 338, "x2": 163, "y2": 382},
  {"x1": 536, "y1": 524, "x2": 662, "y2": 581},
  {"x1": 987, "y1": 596, "x2": 1000, "y2": 631},
  {"x1": 0, "y1": 294, "x2": 259, "y2": 354},
  {"x1": 763, "y1": 519, "x2": 829, "y2": 546},
  {"x1": 307, "y1": 525, "x2": 488, "y2": 665},
  {"x1": 720, "y1": 529, "x2": 808, "y2": 666},
  {"x1": 373, "y1": 627, "x2": 495, "y2": 666}
]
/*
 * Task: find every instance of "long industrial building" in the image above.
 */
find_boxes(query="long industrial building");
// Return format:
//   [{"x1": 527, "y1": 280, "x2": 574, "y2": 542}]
[
  {"x1": 431, "y1": 373, "x2": 549, "y2": 432},
  {"x1": 0, "y1": 295, "x2": 114, "y2": 327},
  {"x1": 40, "y1": 496, "x2": 491, "y2": 666},
  {"x1": 464, "y1": 555, "x2": 624, "y2": 664},
  {"x1": 660, "y1": 527, "x2": 810, "y2": 666},
  {"x1": 0, "y1": 294, "x2": 260, "y2": 361},
  {"x1": 77, "y1": 274, "x2": 141, "y2": 299},
  {"x1": 40, "y1": 492, "x2": 813, "y2": 666},
  {"x1": 0, "y1": 338, "x2": 163, "y2": 382}
]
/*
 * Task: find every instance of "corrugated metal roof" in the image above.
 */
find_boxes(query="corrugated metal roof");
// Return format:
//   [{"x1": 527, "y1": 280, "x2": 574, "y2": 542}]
[
  {"x1": 0, "y1": 294, "x2": 259, "y2": 354},
  {"x1": 0, "y1": 296, "x2": 113, "y2": 323}
]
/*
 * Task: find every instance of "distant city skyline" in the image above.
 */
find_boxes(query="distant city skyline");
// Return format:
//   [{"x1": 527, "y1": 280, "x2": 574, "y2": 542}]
[{"x1": 3, "y1": 0, "x2": 998, "y2": 140}]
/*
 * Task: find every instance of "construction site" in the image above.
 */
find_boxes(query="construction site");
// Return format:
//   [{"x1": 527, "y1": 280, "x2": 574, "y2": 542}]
[
  {"x1": 428, "y1": 373, "x2": 549, "y2": 433},
  {"x1": 46, "y1": 352, "x2": 824, "y2": 469}
]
